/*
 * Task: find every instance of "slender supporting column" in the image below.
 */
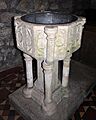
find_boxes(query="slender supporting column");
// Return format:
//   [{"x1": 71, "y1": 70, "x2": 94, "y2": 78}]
[
  {"x1": 36, "y1": 60, "x2": 44, "y2": 92},
  {"x1": 42, "y1": 61, "x2": 57, "y2": 116},
  {"x1": 22, "y1": 53, "x2": 33, "y2": 98},
  {"x1": 62, "y1": 56, "x2": 71, "y2": 87},
  {"x1": 43, "y1": 62, "x2": 53, "y2": 103},
  {"x1": 52, "y1": 61, "x2": 60, "y2": 91},
  {"x1": 42, "y1": 26, "x2": 57, "y2": 115}
]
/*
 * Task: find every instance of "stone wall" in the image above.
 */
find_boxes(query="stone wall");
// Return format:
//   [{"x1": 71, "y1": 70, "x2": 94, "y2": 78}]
[
  {"x1": 48, "y1": 0, "x2": 73, "y2": 14},
  {"x1": 0, "y1": 0, "x2": 35, "y2": 71}
]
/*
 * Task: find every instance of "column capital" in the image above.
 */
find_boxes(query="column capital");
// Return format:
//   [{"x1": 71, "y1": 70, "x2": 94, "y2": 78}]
[
  {"x1": 44, "y1": 26, "x2": 58, "y2": 37},
  {"x1": 23, "y1": 53, "x2": 33, "y2": 61},
  {"x1": 43, "y1": 61, "x2": 53, "y2": 71}
]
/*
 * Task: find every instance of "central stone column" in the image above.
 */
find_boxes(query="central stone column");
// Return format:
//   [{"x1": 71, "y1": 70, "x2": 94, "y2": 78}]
[{"x1": 42, "y1": 26, "x2": 57, "y2": 115}]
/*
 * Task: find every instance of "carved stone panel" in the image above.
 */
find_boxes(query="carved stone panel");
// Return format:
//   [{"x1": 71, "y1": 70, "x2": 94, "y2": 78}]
[
  {"x1": 55, "y1": 26, "x2": 68, "y2": 60},
  {"x1": 15, "y1": 16, "x2": 86, "y2": 60},
  {"x1": 33, "y1": 26, "x2": 46, "y2": 59}
]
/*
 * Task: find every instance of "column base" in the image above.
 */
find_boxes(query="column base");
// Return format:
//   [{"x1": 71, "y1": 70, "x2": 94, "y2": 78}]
[
  {"x1": 22, "y1": 86, "x2": 33, "y2": 98},
  {"x1": 42, "y1": 101, "x2": 57, "y2": 116},
  {"x1": 23, "y1": 84, "x2": 67, "y2": 106},
  {"x1": 62, "y1": 76, "x2": 69, "y2": 88}
]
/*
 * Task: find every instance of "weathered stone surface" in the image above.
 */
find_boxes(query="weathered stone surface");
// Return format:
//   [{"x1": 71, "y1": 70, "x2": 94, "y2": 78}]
[
  {"x1": 49, "y1": 3, "x2": 59, "y2": 10},
  {"x1": 0, "y1": 10, "x2": 24, "y2": 71},
  {"x1": 4, "y1": 0, "x2": 20, "y2": 9},
  {"x1": 0, "y1": 12, "x2": 21, "y2": 23},
  {"x1": 0, "y1": 21, "x2": 22, "y2": 71},
  {"x1": 16, "y1": 0, "x2": 34, "y2": 12},
  {"x1": 0, "y1": 25, "x2": 14, "y2": 48},
  {"x1": 0, "y1": 25, "x2": 11, "y2": 37},
  {"x1": 34, "y1": 0, "x2": 48, "y2": 11},
  {"x1": 48, "y1": 0, "x2": 73, "y2": 13},
  {"x1": 0, "y1": 50, "x2": 22, "y2": 71},
  {"x1": 10, "y1": 0, "x2": 21, "y2": 9},
  {"x1": 0, "y1": 0, "x2": 7, "y2": 9}
]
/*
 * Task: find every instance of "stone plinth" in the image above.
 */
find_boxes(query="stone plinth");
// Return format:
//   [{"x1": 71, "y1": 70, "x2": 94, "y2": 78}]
[{"x1": 9, "y1": 60, "x2": 96, "y2": 120}]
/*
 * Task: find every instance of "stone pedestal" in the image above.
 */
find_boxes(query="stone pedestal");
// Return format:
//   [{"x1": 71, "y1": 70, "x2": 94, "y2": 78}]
[
  {"x1": 12, "y1": 11, "x2": 86, "y2": 116},
  {"x1": 9, "y1": 60, "x2": 96, "y2": 120}
]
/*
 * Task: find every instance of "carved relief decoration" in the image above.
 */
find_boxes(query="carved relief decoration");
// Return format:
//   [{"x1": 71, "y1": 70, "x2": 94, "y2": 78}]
[
  {"x1": 34, "y1": 29, "x2": 46, "y2": 58},
  {"x1": 25, "y1": 26, "x2": 33, "y2": 54},
  {"x1": 15, "y1": 19, "x2": 34, "y2": 57},
  {"x1": 67, "y1": 22, "x2": 84, "y2": 55},
  {"x1": 55, "y1": 28, "x2": 67, "y2": 59},
  {"x1": 15, "y1": 19, "x2": 24, "y2": 51},
  {"x1": 15, "y1": 16, "x2": 86, "y2": 60}
]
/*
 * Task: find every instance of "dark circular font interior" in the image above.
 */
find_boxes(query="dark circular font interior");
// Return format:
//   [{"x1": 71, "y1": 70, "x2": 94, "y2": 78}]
[{"x1": 21, "y1": 11, "x2": 78, "y2": 25}]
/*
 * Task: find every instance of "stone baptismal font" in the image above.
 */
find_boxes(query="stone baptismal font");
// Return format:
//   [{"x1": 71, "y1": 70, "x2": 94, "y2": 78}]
[{"x1": 10, "y1": 11, "x2": 86, "y2": 119}]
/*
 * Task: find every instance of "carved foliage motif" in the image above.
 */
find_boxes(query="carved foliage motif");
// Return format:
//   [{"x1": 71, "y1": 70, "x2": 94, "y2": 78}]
[
  {"x1": 76, "y1": 24, "x2": 84, "y2": 47},
  {"x1": 69, "y1": 26, "x2": 77, "y2": 52},
  {"x1": 15, "y1": 20, "x2": 24, "y2": 50},
  {"x1": 55, "y1": 29, "x2": 67, "y2": 59},
  {"x1": 34, "y1": 29, "x2": 46, "y2": 58},
  {"x1": 15, "y1": 19, "x2": 33, "y2": 55},
  {"x1": 72, "y1": 23, "x2": 84, "y2": 52},
  {"x1": 68, "y1": 23, "x2": 84, "y2": 53},
  {"x1": 15, "y1": 16, "x2": 86, "y2": 60},
  {"x1": 25, "y1": 27, "x2": 33, "y2": 54}
]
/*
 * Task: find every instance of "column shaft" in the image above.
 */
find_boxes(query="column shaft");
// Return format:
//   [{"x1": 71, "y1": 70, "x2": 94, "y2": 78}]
[
  {"x1": 62, "y1": 57, "x2": 71, "y2": 87},
  {"x1": 24, "y1": 53, "x2": 33, "y2": 88}
]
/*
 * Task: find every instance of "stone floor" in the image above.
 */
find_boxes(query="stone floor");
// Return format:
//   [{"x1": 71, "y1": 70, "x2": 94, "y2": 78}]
[{"x1": 0, "y1": 63, "x2": 96, "y2": 120}]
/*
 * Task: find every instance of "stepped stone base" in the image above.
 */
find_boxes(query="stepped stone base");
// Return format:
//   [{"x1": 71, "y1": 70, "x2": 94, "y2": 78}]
[{"x1": 9, "y1": 60, "x2": 96, "y2": 120}]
